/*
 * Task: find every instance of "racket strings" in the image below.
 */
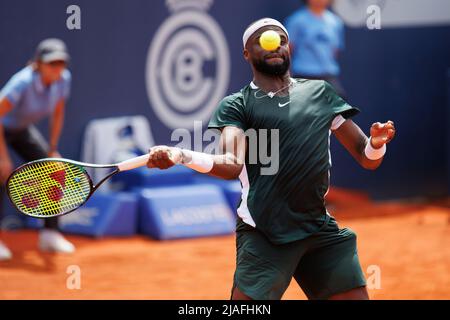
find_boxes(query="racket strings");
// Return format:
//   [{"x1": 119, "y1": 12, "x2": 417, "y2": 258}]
[{"x1": 8, "y1": 161, "x2": 91, "y2": 218}]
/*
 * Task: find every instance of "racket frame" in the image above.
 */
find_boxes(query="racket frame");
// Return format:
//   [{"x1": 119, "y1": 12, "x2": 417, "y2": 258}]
[{"x1": 6, "y1": 158, "x2": 121, "y2": 219}]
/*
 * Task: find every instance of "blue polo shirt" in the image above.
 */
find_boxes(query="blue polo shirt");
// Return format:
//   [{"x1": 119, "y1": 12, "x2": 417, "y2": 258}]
[
  {"x1": 285, "y1": 8, "x2": 344, "y2": 77},
  {"x1": 0, "y1": 66, "x2": 71, "y2": 130}
]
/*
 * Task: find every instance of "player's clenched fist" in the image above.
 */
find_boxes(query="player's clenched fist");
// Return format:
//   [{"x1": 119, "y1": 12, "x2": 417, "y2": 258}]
[
  {"x1": 370, "y1": 120, "x2": 396, "y2": 149},
  {"x1": 146, "y1": 146, "x2": 183, "y2": 170}
]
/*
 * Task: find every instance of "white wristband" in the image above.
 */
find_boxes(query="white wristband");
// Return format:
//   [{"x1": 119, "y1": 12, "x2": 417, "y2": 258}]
[
  {"x1": 364, "y1": 138, "x2": 386, "y2": 160},
  {"x1": 181, "y1": 149, "x2": 214, "y2": 173}
]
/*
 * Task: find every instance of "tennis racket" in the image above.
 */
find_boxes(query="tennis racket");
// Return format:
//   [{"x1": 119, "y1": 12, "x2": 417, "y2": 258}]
[{"x1": 6, "y1": 154, "x2": 153, "y2": 219}]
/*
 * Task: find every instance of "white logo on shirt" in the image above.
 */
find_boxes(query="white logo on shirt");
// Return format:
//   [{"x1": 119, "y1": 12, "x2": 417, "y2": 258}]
[{"x1": 278, "y1": 101, "x2": 290, "y2": 108}]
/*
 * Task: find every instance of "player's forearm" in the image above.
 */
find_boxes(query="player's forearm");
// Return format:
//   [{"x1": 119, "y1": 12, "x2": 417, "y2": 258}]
[
  {"x1": 0, "y1": 98, "x2": 13, "y2": 160},
  {"x1": 334, "y1": 120, "x2": 389, "y2": 171},
  {"x1": 0, "y1": 124, "x2": 11, "y2": 160},
  {"x1": 49, "y1": 101, "x2": 65, "y2": 153},
  {"x1": 209, "y1": 154, "x2": 243, "y2": 180},
  {"x1": 180, "y1": 149, "x2": 243, "y2": 180},
  {"x1": 361, "y1": 157, "x2": 383, "y2": 170},
  {"x1": 359, "y1": 137, "x2": 383, "y2": 170}
]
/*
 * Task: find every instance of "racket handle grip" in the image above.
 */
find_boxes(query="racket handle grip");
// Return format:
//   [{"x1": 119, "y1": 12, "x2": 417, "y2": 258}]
[{"x1": 117, "y1": 154, "x2": 150, "y2": 171}]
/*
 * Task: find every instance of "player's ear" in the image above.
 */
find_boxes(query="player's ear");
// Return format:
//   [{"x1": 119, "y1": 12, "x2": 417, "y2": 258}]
[
  {"x1": 243, "y1": 48, "x2": 249, "y2": 62},
  {"x1": 32, "y1": 60, "x2": 41, "y2": 71}
]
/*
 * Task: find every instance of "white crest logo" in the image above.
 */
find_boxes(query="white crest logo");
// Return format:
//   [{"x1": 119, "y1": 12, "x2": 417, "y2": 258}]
[{"x1": 146, "y1": 0, "x2": 230, "y2": 129}]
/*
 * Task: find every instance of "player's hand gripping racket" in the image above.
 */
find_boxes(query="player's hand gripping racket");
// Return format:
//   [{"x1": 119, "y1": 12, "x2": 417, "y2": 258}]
[{"x1": 6, "y1": 154, "x2": 154, "y2": 218}]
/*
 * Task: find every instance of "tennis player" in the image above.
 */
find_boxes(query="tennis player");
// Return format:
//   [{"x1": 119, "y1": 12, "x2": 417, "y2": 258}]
[
  {"x1": 146, "y1": 18, "x2": 396, "y2": 300},
  {"x1": 0, "y1": 38, "x2": 75, "y2": 260}
]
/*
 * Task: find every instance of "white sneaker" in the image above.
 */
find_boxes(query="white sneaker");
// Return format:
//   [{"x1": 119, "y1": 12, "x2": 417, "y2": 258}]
[
  {"x1": 0, "y1": 241, "x2": 12, "y2": 261},
  {"x1": 39, "y1": 229, "x2": 75, "y2": 254}
]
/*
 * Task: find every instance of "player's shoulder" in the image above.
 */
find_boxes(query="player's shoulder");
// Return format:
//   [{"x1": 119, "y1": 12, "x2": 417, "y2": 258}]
[
  {"x1": 293, "y1": 78, "x2": 327, "y2": 89},
  {"x1": 324, "y1": 10, "x2": 344, "y2": 26},
  {"x1": 8, "y1": 66, "x2": 34, "y2": 87},
  {"x1": 291, "y1": 8, "x2": 309, "y2": 19},
  {"x1": 285, "y1": 8, "x2": 308, "y2": 25},
  {"x1": 61, "y1": 69, "x2": 72, "y2": 82},
  {"x1": 293, "y1": 78, "x2": 334, "y2": 97},
  {"x1": 50, "y1": 69, "x2": 71, "y2": 94},
  {"x1": 219, "y1": 88, "x2": 247, "y2": 108}
]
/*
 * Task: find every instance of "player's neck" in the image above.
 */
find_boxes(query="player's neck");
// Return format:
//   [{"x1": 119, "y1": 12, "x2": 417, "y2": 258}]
[
  {"x1": 40, "y1": 74, "x2": 52, "y2": 87},
  {"x1": 308, "y1": 5, "x2": 326, "y2": 17},
  {"x1": 252, "y1": 73, "x2": 292, "y2": 93}
]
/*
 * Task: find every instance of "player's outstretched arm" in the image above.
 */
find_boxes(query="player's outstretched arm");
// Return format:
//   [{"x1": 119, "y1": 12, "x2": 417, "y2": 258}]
[
  {"x1": 48, "y1": 98, "x2": 65, "y2": 158},
  {"x1": 333, "y1": 119, "x2": 396, "y2": 170},
  {"x1": 0, "y1": 98, "x2": 14, "y2": 183},
  {"x1": 146, "y1": 126, "x2": 246, "y2": 180}
]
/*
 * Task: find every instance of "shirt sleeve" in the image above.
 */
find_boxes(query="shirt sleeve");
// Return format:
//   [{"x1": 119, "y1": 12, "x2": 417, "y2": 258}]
[
  {"x1": 330, "y1": 114, "x2": 346, "y2": 131},
  {"x1": 0, "y1": 75, "x2": 28, "y2": 106},
  {"x1": 337, "y1": 19, "x2": 345, "y2": 51},
  {"x1": 323, "y1": 81, "x2": 359, "y2": 119},
  {"x1": 208, "y1": 93, "x2": 247, "y2": 131},
  {"x1": 61, "y1": 69, "x2": 72, "y2": 100}
]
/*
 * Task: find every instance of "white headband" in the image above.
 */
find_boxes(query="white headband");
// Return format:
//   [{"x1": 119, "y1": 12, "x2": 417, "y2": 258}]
[{"x1": 242, "y1": 18, "x2": 289, "y2": 48}]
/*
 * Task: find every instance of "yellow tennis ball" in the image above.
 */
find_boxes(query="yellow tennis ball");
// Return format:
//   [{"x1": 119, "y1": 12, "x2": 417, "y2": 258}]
[{"x1": 259, "y1": 30, "x2": 281, "y2": 51}]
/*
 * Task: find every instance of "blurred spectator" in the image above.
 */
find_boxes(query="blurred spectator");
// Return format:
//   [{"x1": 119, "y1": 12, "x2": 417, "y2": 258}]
[
  {"x1": 0, "y1": 38, "x2": 75, "y2": 260},
  {"x1": 285, "y1": 0, "x2": 346, "y2": 97}
]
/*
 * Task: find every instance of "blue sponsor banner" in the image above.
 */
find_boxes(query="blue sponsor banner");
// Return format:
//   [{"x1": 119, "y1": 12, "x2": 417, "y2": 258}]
[
  {"x1": 138, "y1": 184, "x2": 235, "y2": 240},
  {"x1": 26, "y1": 192, "x2": 138, "y2": 237}
]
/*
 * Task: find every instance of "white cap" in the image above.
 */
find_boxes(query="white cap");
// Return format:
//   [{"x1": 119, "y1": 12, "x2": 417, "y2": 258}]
[
  {"x1": 242, "y1": 18, "x2": 289, "y2": 48},
  {"x1": 35, "y1": 38, "x2": 70, "y2": 63}
]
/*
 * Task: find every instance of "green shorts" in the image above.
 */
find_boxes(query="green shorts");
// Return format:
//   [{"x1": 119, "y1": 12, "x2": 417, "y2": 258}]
[{"x1": 232, "y1": 215, "x2": 367, "y2": 300}]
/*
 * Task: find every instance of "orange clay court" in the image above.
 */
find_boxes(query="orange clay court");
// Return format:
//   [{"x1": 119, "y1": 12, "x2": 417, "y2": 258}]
[{"x1": 0, "y1": 196, "x2": 449, "y2": 300}]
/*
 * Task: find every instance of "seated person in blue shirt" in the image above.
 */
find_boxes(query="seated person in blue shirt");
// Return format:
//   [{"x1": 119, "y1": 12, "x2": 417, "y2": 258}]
[
  {"x1": 285, "y1": 0, "x2": 346, "y2": 97},
  {"x1": 0, "y1": 38, "x2": 75, "y2": 260}
]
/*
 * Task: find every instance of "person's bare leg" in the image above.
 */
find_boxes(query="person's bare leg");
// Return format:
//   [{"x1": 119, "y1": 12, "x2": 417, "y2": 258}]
[
  {"x1": 328, "y1": 286, "x2": 369, "y2": 300},
  {"x1": 231, "y1": 287, "x2": 253, "y2": 300}
]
